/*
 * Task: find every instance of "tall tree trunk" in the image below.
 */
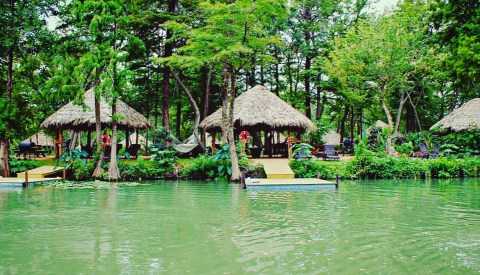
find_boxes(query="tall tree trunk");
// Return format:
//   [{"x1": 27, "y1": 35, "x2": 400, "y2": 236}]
[
  {"x1": 200, "y1": 66, "x2": 212, "y2": 144},
  {"x1": 394, "y1": 91, "x2": 408, "y2": 135},
  {"x1": 161, "y1": 0, "x2": 177, "y2": 134},
  {"x1": 108, "y1": 99, "x2": 120, "y2": 181},
  {"x1": 173, "y1": 73, "x2": 205, "y2": 152},
  {"x1": 381, "y1": 94, "x2": 397, "y2": 156},
  {"x1": 349, "y1": 107, "x2": 354, "y2": 140},
  {"x1": 92, "y1": 69, "x2": 105, "y2": 179},
  {"x1": 227, "y1": 71, "x2": 241, "y2": 181},
  {"x1": 221, "y1": 66, "x2": 229, "y2": 144},
  {"x1": 274, "y1": 48, "x2": 280, "y2": 96},
  {"x1": 176, "y1": 100, "x2": 182, "y2": 140},
  {"x1": 339, "y1": 105, "x2": 349, "y2": 143},
  {"x1": 1, "y1": 0, "x2": 14, "y2": 177},
  {"x1": 304, "y1": 55, "x2": 312, "y2": 119},
  {"x1": 92, "y1": 91, "x2": 105, "y2": 179}
]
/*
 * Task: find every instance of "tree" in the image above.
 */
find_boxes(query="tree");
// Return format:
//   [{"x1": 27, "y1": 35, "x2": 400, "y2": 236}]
[
  {"x1": 325, "y1": 1, "x2": 431, "y2": 154},
  {"x1": 0, "y1": 0, "x2": 54, "y2": 176},
  {"x1": 164, "y1": 0, "x2": 287, "y2": 180},
  {"x1": 58, "y1": 0, "x2": 144, "y2": 180}
]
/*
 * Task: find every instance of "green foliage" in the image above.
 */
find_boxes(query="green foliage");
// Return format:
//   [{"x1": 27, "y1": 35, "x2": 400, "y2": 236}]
[
  {"x1": 121, "y1": 158, "x2": 161, "y2": 181},
  {"x1": 292, "y1": 143, "x2": 314, "y2": 159},
  {"x1": 289, "y1": 159, "x2": 338, "y2": 179},
  {"x1": 433, "y1": 130, "x2": 480, "y2": 157},
  {"x1": 150, "y1": 148, "x2": 178, "y2": 176},
  {"x1": 71, "y1": 160, "x2": 95, "y2": 181},
  {"x1": 55, "y1": 148, "x2": 89, "y2": 170},
  {"x1": 302, "y1": 119, "x2": 332, "y2": 145},
  {"x1": 180, "y1": 144, "x2": 252, "y2": 181},
  {"x1": 8, "y1": 159, "x2": 39, "y2": 175}
]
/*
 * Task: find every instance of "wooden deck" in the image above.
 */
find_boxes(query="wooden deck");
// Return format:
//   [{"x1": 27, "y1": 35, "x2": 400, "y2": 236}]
[
  {"x1": 16, "y1": 166, "x2": 64, "y2": 179},
  {"x1": 251, "y1": 158, "x2": 295, "y2": 179}
]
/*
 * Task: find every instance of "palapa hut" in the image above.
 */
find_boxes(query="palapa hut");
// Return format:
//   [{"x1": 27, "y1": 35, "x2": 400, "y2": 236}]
[
  {"x1": 40, "y1": 89, "x2": 151, "y2": 157},
  {"x1": 430, "y1": 98, "x2": 480, "y2": 131},
  {"x1": 22, "y1": 131, "x2": 54, "y2": 148},
  {"x1": 200, "y1": 85, "x2": 316, "y2": 157}
]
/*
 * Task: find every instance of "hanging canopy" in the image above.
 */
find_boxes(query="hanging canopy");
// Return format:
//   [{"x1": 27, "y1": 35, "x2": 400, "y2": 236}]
[
  {"x1": 40, "y1": 88, "x2": 151, "y2": 131},
  {"x1": 200, "y1": 85, "x2": 316, "y2": 133},
  {"x1": 430, "y1": 98, "x2": 480, "y2": 131}
]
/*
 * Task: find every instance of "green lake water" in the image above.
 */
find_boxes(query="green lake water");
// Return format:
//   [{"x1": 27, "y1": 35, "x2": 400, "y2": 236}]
[{"x1": 0, "y1": 179, "x2": 479, "y2": 274}]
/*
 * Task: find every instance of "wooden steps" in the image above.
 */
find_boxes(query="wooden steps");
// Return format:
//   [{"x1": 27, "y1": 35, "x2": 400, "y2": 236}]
[
  {"x1": 17, "y1": 166, "x2": 64, "y2": 179},
  {"x1": 251, "y1": 158, "x2": 295, "y2": 179}
]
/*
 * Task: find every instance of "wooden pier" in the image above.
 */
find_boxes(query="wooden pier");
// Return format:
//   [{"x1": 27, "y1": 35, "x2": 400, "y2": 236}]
[
  {"x1": 16, "y1": 166, "x2": 64, "y2": 179},
  {"x1": 0, "y1": 166, "x2": 64, "y2": 188}
]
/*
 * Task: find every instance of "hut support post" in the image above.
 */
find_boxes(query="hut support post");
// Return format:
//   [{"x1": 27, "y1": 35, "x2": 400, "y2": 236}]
[
  {"x1": 126, "y1": 129, "x2": 130, "y2": 149},
  {"x1": 211, "y1": 132, "x2": 216, "y2": 153},
  {"x1": 55, "y1": 129, "x2": 63, "y2": 158},
  {"x1": 287, "y1": 131, "x2": 292, "y2": 159}
]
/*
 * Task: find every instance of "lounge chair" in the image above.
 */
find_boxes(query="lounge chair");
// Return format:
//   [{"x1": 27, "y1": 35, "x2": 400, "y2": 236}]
[
  {"x1": 342, "y1": 139, "x2": 354, "y2": 155},
  {"x1": 316, "y1": 145, "x2": 340, "y2": 161},
  {"x1": 429, "y1": 144, "x2": 440, "y2": 159},
  {"x1": 418, "y1": 143, "x2": 429, "y2": 159},
  {"x1": 293, "y1": 148, "x2": 311, "y2": 160},
  {"x1": 125, "y1": 144, "x2": 141, "y2": 159}
]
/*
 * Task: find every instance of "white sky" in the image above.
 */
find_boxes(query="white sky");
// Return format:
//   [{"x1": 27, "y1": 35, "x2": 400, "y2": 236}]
[{"x1": 371, "y1": 0, "x2": 400, "y2": 12}]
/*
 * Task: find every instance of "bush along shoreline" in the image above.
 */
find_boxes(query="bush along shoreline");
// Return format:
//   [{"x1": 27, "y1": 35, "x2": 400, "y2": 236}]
[{"x1": 290, "y1": 153, "x2": 480, "y2": 180}]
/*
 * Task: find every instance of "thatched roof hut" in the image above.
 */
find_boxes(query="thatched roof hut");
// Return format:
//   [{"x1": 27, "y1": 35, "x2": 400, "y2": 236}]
[
  {"x1": 119, "y1": 133, "x2": 152, "y2": 148},
  {"x1": 430, "y1": 98, "x2": 480, "y2": 131},
  {"x1": 22, "y1": 132, "x2": 54, "y2": 146},
  {"x1": 200, "y1": 85, "x2": 316, "y2": 132},
  {"x1": 40, "y1": 89, "x2": 151, "y2": 131},
  {"x1": 322, "y1": 130, "x2": 341, "y2": 145}
]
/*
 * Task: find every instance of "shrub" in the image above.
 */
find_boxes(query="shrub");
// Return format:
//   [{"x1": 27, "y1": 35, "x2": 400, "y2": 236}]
[
  {"x1": 121, "y1": 158, "x2": 162, "y2": 180},
  {"x1": 8, "y1": 159, "x2": 38, "y2": 176},
  {"x1": 427, "y1": 156, "x2": 462, "y2": 178},
  {"x1": 463, "y1": 156, "x2": 480, "y2": 177},
  {"x1": 290, "y1": 159, "x2": 338, "y2": 179}
]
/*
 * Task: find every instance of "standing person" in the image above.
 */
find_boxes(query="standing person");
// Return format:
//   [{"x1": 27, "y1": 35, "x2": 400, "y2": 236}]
[{"x1": 102, "y1": 131, "x2": 111, "y2": 147}]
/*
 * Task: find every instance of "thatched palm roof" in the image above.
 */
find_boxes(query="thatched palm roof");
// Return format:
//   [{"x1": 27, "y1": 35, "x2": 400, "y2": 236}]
[
  {"x1": 40, "y1": 89, "x2": 151, "y2": 131},
  {"x1": 200, "y1": 85, "x2": 316, "y2": 132},
  {"x1": 430, "y1": 98, "x2": 480, "y2": 131},
  {"x1": 22, "y1": 132, "x2": 54, "y2": 146}
]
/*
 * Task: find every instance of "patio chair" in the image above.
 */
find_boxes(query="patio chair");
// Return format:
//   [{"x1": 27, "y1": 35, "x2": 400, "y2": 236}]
[
  {"x1": 293, "y1": 148, "x2": 311, "y2": 160},
  {"x1": 125, "y1": 144, "x2": 141, "y2": 159},
  {"x1": 315, "y1": 145, "x2": 340, "y2": 161},
  {"x1": 418, "y1": 143, "x2": 430, "y2": 159},
  {"x1": 342, "y1": 139, "x2": 354, "y2": 156},
  {"x1": 429, "y1": 144, "x2": 440, "y2": 159}
]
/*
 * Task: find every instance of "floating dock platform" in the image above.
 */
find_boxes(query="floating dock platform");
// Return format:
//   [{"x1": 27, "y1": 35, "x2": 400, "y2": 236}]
[{"x1": 245, "y1": 178, "x2": 337, "y2": 190}]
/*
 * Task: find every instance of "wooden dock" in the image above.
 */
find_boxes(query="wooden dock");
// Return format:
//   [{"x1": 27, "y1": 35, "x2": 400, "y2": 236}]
[
  {"x1": 252, "y1": 158, "x2": 294, "y2": 179},
  {"x1": 0, "y1": 177, "x2": 62, "y2": 188},
  {"x1": 245, "y1": 178, "x2": 337, "y2": 190},
  {"x1": 16, "y1": 166, "x2": 64, "y2": 179}
]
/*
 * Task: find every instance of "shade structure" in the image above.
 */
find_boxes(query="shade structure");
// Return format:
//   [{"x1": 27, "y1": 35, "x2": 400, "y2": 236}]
[
  {"x1": 430, "y1": 98, "x2": 480, "y2": 131},
  {"x1": 322, "y1": 130, "x2": 341, "y2": 145},
  {"x1": 40, "y1": 89, "x2": 151, "y2": 131},
  {"x1": 22, "y1": 132, "x2": 54, "y2": 147},
  {"x1": 200, "y1": 85, "x2": 316, "y2": 133},
  {"x1": 119, "y1": 133, "x2": 152, "y2": 148}
]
